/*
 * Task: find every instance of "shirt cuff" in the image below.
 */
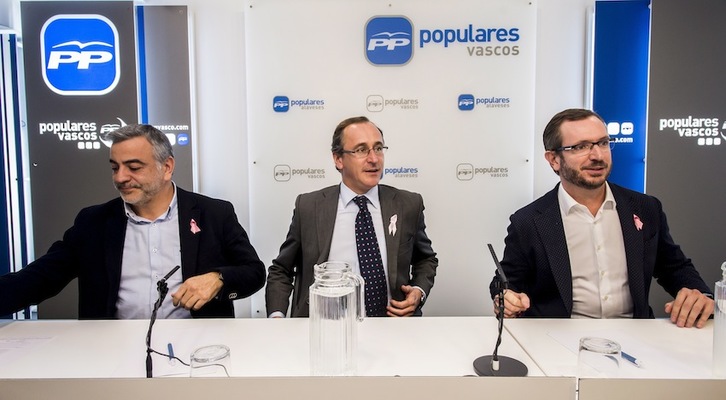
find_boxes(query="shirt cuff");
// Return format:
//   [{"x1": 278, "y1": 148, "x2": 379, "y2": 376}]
[{"x1": 413, "y1": 286, "x2": 426, "y2": 303}]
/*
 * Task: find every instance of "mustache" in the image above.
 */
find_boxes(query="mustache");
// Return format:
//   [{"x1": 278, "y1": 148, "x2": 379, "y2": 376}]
[
  {"x1": 583, "y1": 161, "x2": 608, "y2": 169},
  {"x1": 115, "y1": 184, "x2": 140, "y2": 190}
]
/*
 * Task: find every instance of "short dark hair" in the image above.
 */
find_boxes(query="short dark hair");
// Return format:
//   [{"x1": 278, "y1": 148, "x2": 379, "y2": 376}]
[
  {"x1": 105, "y1": 124, "x2": 174, "y2": 164},
  {"x1": 542, "y1": 108, "x2": 605, "y2": 151},
  {"x1": 331, "y1": 116, "x2": 383, "y2": 154}
]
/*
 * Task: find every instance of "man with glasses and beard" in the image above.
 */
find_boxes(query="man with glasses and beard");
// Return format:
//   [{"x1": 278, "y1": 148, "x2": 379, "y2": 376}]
[
  {"x1": 489, "y1": 108, "x2": 714, "y2": 328},
  {"x1": 265, "y1": 116, "x2": 438, "y2": 318}
]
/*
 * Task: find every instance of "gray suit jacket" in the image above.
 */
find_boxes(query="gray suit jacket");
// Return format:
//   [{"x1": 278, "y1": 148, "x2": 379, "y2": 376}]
[{"x1": 265, "y1": 184, "x2": 438, "y2": 317}]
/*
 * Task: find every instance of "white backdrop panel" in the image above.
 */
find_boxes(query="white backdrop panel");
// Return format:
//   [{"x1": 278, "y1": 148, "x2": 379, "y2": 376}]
[{"x1": 245, "y1": 0, "x2": 536, "y2": 317}]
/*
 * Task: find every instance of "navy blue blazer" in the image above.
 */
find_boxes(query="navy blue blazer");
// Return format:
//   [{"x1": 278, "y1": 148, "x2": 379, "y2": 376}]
[
  {"x1": 489, "y1": 183, "x2": 711, "y2": 318},
  {"x1": 0, "y1": 188, "x2": 265, "y2": 319}
]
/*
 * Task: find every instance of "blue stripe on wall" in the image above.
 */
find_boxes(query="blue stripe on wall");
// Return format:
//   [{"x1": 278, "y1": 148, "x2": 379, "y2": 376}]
[
  {"x1": 136, "y1": 6, "x2": 149, "y2": 124},
  {"x1": 593, "y1": 0, "x2": 650, "y2": 193}
]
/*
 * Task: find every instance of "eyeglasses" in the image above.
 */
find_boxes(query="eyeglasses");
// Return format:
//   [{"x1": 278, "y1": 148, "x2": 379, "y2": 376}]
[
  {"x1": 551, "y1": 138, "x2": 614, "y2": 155},
  {"x1": 340, "y1": 145, "x2": 388, "y2": 158}
]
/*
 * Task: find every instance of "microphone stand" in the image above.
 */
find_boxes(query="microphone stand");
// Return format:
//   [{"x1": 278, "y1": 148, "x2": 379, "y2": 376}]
[
  {"x1": 145, "y1": 265, "x2": 180, "y2": 378},
  {"x1": 473, "y1": 245, "x2": 528, "y2": 377}
]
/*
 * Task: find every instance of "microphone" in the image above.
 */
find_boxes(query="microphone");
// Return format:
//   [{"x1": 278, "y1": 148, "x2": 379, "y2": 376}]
[
  {"x1": 487, "y1": 243, "x2": 508, "y2": 288},
  {"x1": 160, "y1": 265, "x2": 181, "y2": 284},
  {"x1": 473, "y1": 244, "x2": 528, "y2": 377},
  {"x1": 146, "y1": 265, "x2": 181, "y2": 378}
]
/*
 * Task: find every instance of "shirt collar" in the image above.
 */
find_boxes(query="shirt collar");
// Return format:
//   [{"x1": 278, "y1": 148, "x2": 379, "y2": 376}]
[
  {"x1": 340, "y1": 182, "x2": 380, "y2": 210},
  {"x1": 124, "y1": 182, "x2": 178, "y2": 223},
  {"x1": 557, "y1": 182, "x2": 616, "y2": 216}
]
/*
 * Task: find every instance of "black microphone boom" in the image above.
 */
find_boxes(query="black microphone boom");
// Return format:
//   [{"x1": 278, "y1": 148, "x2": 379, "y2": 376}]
[
  {"x1": 161, "y1": 265, "x2": 181, "y2": 283},
  {"x1": 487, "y1": 243, "x2": 509, "y2": 287},
  {"x1": 473, "y1": 244, "x2": 528, "y2": 377},
  {"x1": 145, "y1": 265, "x2": 181, "y2": 378}
]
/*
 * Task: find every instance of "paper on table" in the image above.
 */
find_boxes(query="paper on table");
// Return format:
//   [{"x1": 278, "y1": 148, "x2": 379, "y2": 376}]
[
  {"x1": 547, "y1": 328, "x2": 704, "y2": 378},
  {"x1": 0, "y1": 337, "x2": 53, "y2": 363}
]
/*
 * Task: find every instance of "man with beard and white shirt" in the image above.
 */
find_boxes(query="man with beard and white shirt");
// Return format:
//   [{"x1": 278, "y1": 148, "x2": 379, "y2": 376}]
[
  {"x1": 0, "y1": 124, "x2": 265, "y2": 319},
  {"x1": 489, "y1": 108, "x2": 714, "y2": 328}
]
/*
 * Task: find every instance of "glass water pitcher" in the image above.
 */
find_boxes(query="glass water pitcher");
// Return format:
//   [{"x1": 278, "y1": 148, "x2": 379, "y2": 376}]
[{"x1": 309, "y1": 261, "x2": 365, "y2": 376}]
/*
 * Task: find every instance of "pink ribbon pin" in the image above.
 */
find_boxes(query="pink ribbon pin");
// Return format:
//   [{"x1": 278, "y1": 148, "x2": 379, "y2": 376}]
[
  {"x1": 633, "y1": 214, "x2": 643, "y2": 231},
  {"x1": 190, "y1": 219, "x2": 201, "y2": 234}
]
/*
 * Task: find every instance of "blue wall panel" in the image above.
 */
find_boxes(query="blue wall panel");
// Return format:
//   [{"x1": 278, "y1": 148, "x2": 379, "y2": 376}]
[{"x1": 593, "y1": 0, "x2": 650, "y2": 192}]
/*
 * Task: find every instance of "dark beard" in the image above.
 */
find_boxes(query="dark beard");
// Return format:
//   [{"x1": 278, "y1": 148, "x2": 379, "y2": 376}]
[{"x1": 559, "y1": 158, "x2": 609, "y2": 190}]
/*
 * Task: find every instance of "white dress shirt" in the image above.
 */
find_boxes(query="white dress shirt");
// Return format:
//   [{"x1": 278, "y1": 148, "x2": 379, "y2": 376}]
[
  {"x1": 328, "y1": 183, "x2": 391, "y2": 302},
  {"x1": 558, "y1": 183, "x2": 633, "y2": 318}
]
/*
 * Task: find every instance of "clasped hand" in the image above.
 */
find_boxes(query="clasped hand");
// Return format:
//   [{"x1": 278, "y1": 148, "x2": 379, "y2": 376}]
[
  {"x1": 387, "y1": 285, "x2": 423, "y2": 317},
  {"x1": 492, "y1": 289, "x2": 530, "y2": 318},
  {"x1": 171, "y1": 272, "x2": 224, "y2": 311}
]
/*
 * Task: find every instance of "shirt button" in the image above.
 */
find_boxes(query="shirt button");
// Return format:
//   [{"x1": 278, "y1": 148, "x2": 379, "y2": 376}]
[
  {"x1": 603, "y1": 295, "x2": 609, "y2": 301},
  {"x1": 152, "y1": 248, "x2": 158, "y2": 253}
]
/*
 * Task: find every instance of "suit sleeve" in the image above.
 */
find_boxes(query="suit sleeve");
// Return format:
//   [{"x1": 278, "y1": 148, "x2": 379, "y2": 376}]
[
  {"x1": 650, "y1": 198, "x2": 712, "y2": 297},
  {"x1": 265, "y1": 195, "x2": 303, "y2": 316},
  {"x1": 211, "y1": 201, "x2": 266, "y2": 301},
  {"x1": 0, "y1": 211, "x2": 87, "y2": 316},
  {"x1": 408, "y1": 194, "x2": 438, "y2": 299},
  {"x1": 489, "y1": 211, "x2": 535, "y2": 299}
]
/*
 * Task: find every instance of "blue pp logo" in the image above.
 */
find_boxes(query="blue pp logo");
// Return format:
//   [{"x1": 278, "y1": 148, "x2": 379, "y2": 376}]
[
  {"x1": 458, "y1": 94, "x2": 475, "y2": 111},
  {"x1": 365, "y1": 16, "x2": 413, "y2": 66},
  {"x1": 177, "y1": 134, "x2": 190, "y2": 146},
  {"x1": 273, "y1": 96, "x2": 290, "y2": 112},
  {"x1": 41, "y1": 15, "x2": 119, "y2": 96}
]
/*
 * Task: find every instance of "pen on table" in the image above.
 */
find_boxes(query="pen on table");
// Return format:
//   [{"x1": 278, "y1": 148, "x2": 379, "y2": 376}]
[
  {"x1": 621, "y1": 351, "x2": 643, "y2": 368},
  {"x1": 167, "y1": 343, "x2": 175, "y2": 363}
]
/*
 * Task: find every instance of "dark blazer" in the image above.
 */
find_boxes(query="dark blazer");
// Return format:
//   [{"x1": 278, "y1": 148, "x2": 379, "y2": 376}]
[
  {"x1": 0, "y1": 188, "x2": 265, "y2": 319},
  {"x1": 265, "y1": 184, "x2": 438, "y2": 317},
  {"x1": 489, "y1": 183, "x2": 711, "y2": 318}
]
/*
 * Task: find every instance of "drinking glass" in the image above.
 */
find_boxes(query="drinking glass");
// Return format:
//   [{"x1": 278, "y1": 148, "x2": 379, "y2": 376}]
[
  {"x1": 189, "y1": 344, "x2": 231, "y2": 377},
  {"x1": 577, "y1": 337, "x2": 621, "y2": 378}
]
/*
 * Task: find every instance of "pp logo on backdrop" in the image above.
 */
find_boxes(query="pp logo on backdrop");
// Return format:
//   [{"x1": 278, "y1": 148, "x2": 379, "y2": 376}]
[
  {"x1": 365, "y1": 16, "x2": 413, "y2": 65},
  {"x1": 274, "y1": 165, "x2": 291, "y2": 182},
  {"x1": 458, "y1": 94, "x2": 475, "y2": 111},
  {"x1": 41, "y1": 14, "x2": 120, "y2": 96},
  {"x1": 273, "y1": 96, "x2": 290, "y2": 112},
  {"x1": 607, "y1": 122, "x2": 634, "y2": 135},
  {"x1": 456, "y1": 164, "x2": 474, "y2": 181}
]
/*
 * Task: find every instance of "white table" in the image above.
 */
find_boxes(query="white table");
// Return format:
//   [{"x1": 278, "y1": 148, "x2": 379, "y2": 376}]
[
  {"x1": 504, "y1": 318, "x2": 726, "y2": 399},
  {"x1": 0, "y1": 317, "x2": 541, "y2": 378},
  {"x1": 505, "y1": 318, "x2": 715, "y2": 378},
  {"x1": 0, "y1": 317, "x2": 575, "y2": 400}
]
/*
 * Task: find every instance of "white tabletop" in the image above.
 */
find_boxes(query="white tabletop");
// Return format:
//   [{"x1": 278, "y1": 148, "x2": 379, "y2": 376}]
[
  {"x1": 0, "y1": 316, "x2": 543, "y2": 378},
  {"x1": 505, "y1": 318, "x2": 716, "y2": 379}
]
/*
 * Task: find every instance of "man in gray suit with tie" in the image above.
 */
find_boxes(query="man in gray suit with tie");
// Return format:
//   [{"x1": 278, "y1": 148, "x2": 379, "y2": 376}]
[
  {"x1": 265, "y1": 116, "x2": 438, "y2": 318},
  {"x1": 490, "y1": 108, "x2": 714, "y2": 328}
]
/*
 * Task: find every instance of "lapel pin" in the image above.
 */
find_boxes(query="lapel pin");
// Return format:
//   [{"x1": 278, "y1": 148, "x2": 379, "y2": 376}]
[
  {"x1": 633, "y1": 214, "x2": 643, "y2": 231},
  {"x1": 190, "y1": 218, "x2": 201, "y2": 234},
  {"x1": 389, "y1": 214, "x2": 398, "y2": 236}
]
